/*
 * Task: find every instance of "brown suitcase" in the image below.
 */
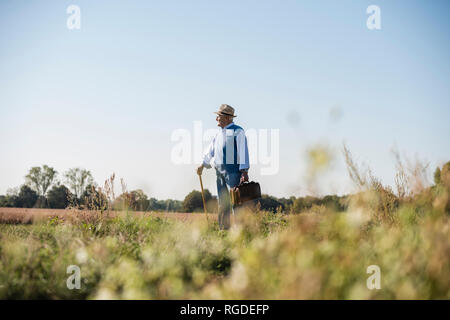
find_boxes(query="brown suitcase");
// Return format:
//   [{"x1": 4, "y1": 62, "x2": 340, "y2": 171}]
[{"x1": 230, "y1": 181, "x2": 261, "y2": 205}]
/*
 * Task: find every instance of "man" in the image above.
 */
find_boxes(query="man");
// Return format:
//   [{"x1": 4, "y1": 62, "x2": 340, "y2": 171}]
[{"x1": 197, "y1": 104, "x2": 250, "y2": 230}]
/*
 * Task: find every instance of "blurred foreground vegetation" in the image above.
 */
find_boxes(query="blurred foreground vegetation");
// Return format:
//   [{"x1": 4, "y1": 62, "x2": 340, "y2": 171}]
[
  {"x1": 0, "y1": 173, "x2": 449, "y2": 299},
  {"x1": 0, "y1": 155, "x2": 449, "y2": 299}
]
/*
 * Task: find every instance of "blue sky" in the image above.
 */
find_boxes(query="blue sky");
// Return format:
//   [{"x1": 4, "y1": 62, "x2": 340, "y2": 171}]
[{"x1": 1, "y1": 0, "x2": 449, "y2": 200}]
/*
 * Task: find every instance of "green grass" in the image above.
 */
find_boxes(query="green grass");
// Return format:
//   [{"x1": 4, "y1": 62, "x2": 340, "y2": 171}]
[{"x1": 0, "y1": 203, "x2": 448, "y2": 299}]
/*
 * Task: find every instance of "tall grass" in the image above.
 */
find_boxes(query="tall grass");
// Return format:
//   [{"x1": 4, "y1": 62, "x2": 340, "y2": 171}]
[{"x1": 0, "y1": 149, "x2": 449, "y2": 299}]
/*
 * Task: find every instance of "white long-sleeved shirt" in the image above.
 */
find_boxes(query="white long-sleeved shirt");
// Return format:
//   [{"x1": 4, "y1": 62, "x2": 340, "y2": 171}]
[{"x1": 202, "y1": 122, "x2": 249, "y2": 173}]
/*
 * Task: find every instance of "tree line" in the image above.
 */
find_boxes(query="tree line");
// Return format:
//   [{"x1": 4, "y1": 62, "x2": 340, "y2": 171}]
[
  {"x1": 0, "y1": 164, "x2": 352, "y2": 213},
  {"x1": 3, "y1": 162, "x2": 447, "y2": 213},
  {"x1": 0, "y1": 166, "x2": 186, "y2": 212}
]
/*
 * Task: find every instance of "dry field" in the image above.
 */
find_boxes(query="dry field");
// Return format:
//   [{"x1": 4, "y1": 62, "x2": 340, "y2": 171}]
[
  {"x1": 0, "y1": 202, "x2": 449, "y2": 299},
  {"x1": 0, "y1": 207, "x2": 217, "y2": 224}
]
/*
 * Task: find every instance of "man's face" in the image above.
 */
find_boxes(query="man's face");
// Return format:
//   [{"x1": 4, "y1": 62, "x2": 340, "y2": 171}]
[{"x1": 216, "y1": 113, "x2": 232, "y2": 128}]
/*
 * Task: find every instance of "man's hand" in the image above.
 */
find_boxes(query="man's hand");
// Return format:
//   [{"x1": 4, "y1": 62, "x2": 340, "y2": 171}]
[
  {"x1": 240, "y1": 171, "x2": 249, "y2": 184},
  {"x1": 197, "y1": 164, "x2": 204, "y2": 176}
]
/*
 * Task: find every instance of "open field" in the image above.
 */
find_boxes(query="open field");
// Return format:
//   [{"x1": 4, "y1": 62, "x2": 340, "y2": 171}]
[
  {"x1": 0, "y1": 196, "x2": 449, "y2": 299},
  {"x1": 0, "y1": 207, "x2": 217, "y2": 224}
]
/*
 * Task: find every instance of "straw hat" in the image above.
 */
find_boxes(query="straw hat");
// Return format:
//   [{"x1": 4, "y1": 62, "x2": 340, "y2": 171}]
[{"x1": 214, "y1": 104, "x2": 236, "y2": 117}]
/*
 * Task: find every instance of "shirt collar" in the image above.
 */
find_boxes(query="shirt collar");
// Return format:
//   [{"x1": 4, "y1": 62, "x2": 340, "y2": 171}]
[{"x1": 223, "y1": 122, "x2": 234, "y2": 130}]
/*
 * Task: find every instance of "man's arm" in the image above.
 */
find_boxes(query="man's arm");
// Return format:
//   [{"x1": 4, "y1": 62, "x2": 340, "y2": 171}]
[{"x1": 197, "y1": 137, "x2": 215, "y2": 175}]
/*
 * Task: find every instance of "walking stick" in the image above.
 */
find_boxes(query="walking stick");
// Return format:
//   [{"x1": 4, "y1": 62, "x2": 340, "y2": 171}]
[{"x1": 198, "y1": 173, "x2": 209, "y2": 222}]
